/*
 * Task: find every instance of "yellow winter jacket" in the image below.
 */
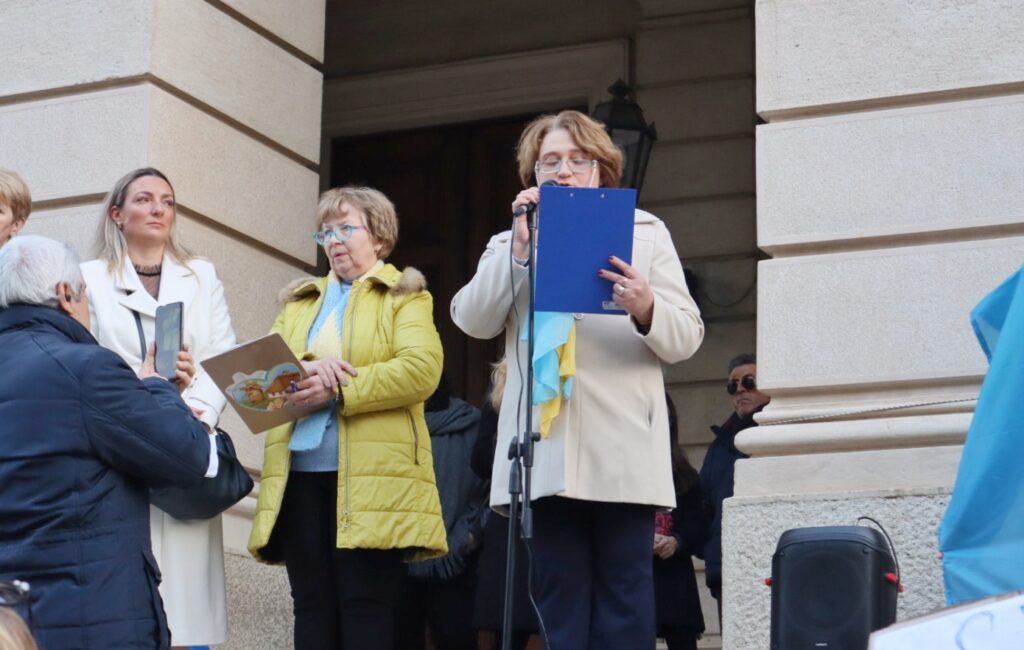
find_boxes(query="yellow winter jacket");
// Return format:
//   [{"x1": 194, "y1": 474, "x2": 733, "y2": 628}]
[{"x1": 248, "y1": 264, "x2": 447, "y2": 563}]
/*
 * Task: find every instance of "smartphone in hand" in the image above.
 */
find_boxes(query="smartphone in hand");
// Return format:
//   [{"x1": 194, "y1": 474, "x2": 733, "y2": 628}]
[{"x1": 154, "y1": 302, "x2": 184, "y2": 380}]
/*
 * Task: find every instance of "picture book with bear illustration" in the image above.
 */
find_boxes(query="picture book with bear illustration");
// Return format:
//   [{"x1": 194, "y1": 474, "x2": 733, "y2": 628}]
[{"x1": 201, "y1": 333, "x2": 323, "y2": 433}]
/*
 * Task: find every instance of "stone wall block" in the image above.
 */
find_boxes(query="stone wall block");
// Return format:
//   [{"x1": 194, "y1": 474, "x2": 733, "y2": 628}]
[
  {"x1": 758, "y1": 95, "x2": 1024, "y2": 252},
  {"x1": 20, "y1": 204, "x2": 104, "y2": 257},
  {"x1": 636, "y1": 18, "x2": 753, "y2": 85},
  {"x1": 148, "y1": 88, "x2": 320, "y2": 265},
  {"x1": 734, "y1": 445, "x2": 964, "y2": 497},
  {"x1": 757, "y1": 238, "x2": 1024, "y2": 389},
  {"x1": 176, "y1": 214, "x2": 305, "y2": 343},
  {"x1": 0, "y1": 0, "x2": 152, "y2": 98},
  {"x1": 757, "y1": 0, "x2": 1024, "y2": 116},
  {"x1": 220, "y1": 0, "x2": 326, "y2": 61},
  {"x1": 0, "y1": 87, "x2": 150, "y2": 201},
  {"x1": 665, "y1": 318, "x2": 755, "y2": 384},
  {"x1": 152, "y1": 0, "x2": 323, "y2": 161},
  {"x1": 659, "y1": 197, "x2": 756, "y2": 259},
  {"x1": 667, "y1": 383, "x2": 734, "y2": 451},
  {"x1": 684, "y1": 256, "x2": 757, "y2": 319},
  {"x1": 637, "y1": 78, "x2": 755, "y2": 141},
  {"x1": 643, "y1": 137, "x2": 754, "y2": 203}
]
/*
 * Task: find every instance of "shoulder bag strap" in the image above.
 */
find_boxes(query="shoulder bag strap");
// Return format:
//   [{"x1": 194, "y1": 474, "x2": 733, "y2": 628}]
[{"x1": 131, "y1": 310, "x2": 147, "y2": 360}]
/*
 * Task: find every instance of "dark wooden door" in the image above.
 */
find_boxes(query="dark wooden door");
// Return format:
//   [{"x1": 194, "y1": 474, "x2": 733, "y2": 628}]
[{"x1": 329, "y1": 115, "x2": 533, "y2": 406}]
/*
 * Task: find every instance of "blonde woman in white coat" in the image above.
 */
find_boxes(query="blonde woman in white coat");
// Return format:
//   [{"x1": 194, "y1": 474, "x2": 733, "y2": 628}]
[
  {"x1": 451, "y1": 111, "x2": 704, "y2": 650},
  {"x1": 81, "y1": 167, "x2": 236, "y2": 648}
]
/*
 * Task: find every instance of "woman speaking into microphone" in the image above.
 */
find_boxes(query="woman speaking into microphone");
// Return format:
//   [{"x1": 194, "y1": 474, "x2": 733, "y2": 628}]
[{"x1": 450, "y1": 110, "x2": 704, "y2": 650}]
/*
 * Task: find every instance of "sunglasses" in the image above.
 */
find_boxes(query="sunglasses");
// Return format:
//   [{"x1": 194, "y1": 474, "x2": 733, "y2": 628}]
[
  {"x1": 727, "y1": 375, "x2": 756, "y2": 395},
  {"x1": 0, "y1": 580, "x2": 32, "y2": 630}
]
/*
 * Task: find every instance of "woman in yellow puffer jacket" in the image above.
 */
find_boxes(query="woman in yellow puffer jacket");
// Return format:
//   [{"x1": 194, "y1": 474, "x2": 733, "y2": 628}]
[{"x1": 248, "y1": 186, "x2": 446, "y2": 650}]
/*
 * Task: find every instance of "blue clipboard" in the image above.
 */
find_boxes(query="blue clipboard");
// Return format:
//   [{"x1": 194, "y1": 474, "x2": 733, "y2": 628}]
[{"x1": 534, "y1": 185, "x2": 636, "y2": 314}]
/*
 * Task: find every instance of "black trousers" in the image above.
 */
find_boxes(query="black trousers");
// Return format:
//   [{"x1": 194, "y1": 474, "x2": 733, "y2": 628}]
[
  {"x1": 278, "y1": 471, "x2": 405, "y2": 650},
  {"x1": 660, "y1": 626, "x2": 698, "y2": 650},
  {"x1": 395, "y1": 570, "x2": 478, "y2": 650},
  {"x1": 531, "y1": 497, "x2": 656, "y2": 650}
]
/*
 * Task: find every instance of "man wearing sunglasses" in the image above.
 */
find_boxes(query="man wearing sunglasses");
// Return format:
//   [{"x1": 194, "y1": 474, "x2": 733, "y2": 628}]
[{"x1": 698, "y1": 353, "x2": 771, "y2": 627}]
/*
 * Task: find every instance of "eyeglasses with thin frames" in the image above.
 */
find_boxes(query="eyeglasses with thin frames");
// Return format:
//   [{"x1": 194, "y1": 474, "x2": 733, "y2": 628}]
[
  {"x1": 0, "y1": 580, "x2": 32, "y2": 631},
  {"x1": 726, "y1": 375, "x2": 756, "y2": 395},
  {"x1": 534, "y1": 158, "x2": 597, "y2": 176},
  {"x1": 313, "y1": 225, "x2": 365, "y2": 246}
]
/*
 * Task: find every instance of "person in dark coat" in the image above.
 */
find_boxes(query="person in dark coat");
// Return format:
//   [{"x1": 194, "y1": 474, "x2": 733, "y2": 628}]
[
  {"x1": 470, "y1": 360, "x2": 539, "y2": 650},
  {"x1": 398, "y1": 372, "x2": 490, "y2": 650},
  {"x1": 0, "y1": 236, "x2": 214, "y2": 650},
  {"x1": 653, "y1": 394, "x2": 708, "y2": 650},
  {"x1": 698, "y1": 353, "x2": 771, "y2": 626}
]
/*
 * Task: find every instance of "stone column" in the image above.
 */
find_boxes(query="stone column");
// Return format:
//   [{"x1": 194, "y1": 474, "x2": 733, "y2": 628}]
[
  {"x1": 726, "y1": 1, "x2": 1024, "y2": 647},
  {"x1": 1, "y1": 1, "x2": 325, "y2": 646}
]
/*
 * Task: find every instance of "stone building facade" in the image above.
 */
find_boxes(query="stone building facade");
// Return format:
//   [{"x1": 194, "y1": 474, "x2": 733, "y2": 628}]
[{"x1": 3, "y1": 1, "x2": 1021, "y2": 648}]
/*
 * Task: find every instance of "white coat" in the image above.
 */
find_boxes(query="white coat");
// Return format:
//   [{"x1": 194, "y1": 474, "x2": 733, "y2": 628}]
[
  {"x1": 451, "y1": 209, "x2": 703, "y2": 509},
  {"x1": 80, "y1": 254, "x2": 236, "y2": 645}
]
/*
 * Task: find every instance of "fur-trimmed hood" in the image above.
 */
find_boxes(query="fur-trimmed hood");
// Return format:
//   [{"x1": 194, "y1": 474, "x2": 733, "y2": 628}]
[{"x1": 278, "y1": 264, "x2": 428, "y2": 303}]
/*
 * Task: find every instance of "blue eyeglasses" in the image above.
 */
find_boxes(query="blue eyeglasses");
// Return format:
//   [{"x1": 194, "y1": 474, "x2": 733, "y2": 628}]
[{"x1": 314, "y1": 225, "x2": 365, "y2": 246}]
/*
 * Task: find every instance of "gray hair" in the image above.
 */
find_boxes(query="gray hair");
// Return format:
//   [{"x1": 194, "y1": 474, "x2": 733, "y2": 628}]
[
  {"x1": 0, "y1": 235, "x2": 84, "y2": 308},
  {"x1": 95, "y1": 167, "x2": 193, "y2": 272},
  {"x1": 728, "y1": 352, "x2": 756, "y2": 372}
]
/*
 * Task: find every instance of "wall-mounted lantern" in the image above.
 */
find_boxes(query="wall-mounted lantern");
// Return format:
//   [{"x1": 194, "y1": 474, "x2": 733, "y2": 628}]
[{"x1": 591, "y1": 79, "x2": 658, "y2": 195}]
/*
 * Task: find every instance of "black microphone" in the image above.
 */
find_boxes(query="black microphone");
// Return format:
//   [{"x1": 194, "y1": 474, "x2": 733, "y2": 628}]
[{"x1": 512, "y1": 180, "x2": 559, "y2": 217}]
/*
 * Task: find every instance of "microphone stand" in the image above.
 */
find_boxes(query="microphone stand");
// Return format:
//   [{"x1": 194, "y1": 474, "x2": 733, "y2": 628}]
[{"x1": 501, "y1": 200, "x2": 542, "y2": 650}]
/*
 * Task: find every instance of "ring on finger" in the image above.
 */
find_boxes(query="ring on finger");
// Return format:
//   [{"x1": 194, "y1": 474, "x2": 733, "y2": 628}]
[{"x1": 614, "y1": 283, "x2": 626, "y2": 296}]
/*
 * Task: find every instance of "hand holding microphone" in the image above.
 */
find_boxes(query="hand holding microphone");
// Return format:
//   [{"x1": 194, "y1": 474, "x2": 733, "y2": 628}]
[{"x1": 510, "y1": 180, "x2": 559, "y2": 261}]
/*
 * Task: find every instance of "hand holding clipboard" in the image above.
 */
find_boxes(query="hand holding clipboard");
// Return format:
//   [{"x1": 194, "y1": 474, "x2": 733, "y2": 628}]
[{"x1": 534, "y1": 185, "x2": 638, "y2": 315}]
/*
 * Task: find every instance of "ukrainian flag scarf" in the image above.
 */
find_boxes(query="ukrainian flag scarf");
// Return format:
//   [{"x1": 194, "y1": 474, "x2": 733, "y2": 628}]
[{"x1": 522, "y1": 311, "x2": 576, "y2": 438}]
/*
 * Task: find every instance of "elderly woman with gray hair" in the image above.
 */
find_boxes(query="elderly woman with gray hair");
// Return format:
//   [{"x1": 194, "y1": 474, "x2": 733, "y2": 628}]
[
  {"x1": 80, "y1": 168, "x2": 237, "y2": 648},
  {"x1": 248, "y1": 186, "x2": 447, "y2": 650}
]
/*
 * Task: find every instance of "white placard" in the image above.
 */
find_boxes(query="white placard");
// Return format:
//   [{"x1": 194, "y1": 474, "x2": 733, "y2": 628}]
[{"x1": 869, "y1": 592, "x2": 1024, "y2": 650}]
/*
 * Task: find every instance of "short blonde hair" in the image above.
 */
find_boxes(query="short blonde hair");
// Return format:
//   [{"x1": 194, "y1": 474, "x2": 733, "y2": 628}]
[
  {"x1": 0, "y1": 607, "x2": 37, "y2": 650},
  {"x1": 317, "y1": 186, "x2": 399, "y2": 259},
  {"x1": 516, "y1": 110, "x2": 623, "y2": 189},
  {"x1": 489, "y1": 356, "x2": 507, "y2": 411},
  {"x1": 0, "y1": 169, "x2": 32, "y2": 225},
  {"x1": 95, "y1": 168, "x2": 194, "y2": 272}
]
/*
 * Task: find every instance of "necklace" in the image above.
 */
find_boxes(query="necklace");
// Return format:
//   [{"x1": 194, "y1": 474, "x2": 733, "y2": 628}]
[{"x1": 134, "y1": 264, "x2": 162, "y2": 277}]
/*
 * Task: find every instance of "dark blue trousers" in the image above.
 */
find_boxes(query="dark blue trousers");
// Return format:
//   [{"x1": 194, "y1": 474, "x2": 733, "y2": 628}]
[{"x1": 531, "y1": 497, "x2": 656, "y2": 650}]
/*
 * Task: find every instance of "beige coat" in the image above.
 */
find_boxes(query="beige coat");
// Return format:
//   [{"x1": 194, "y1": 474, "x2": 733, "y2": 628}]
[{"x1": 451, "y1": 209, "x2": 703, "y2": 509}]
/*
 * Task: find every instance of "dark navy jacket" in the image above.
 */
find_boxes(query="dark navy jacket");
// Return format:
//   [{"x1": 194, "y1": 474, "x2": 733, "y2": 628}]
[
  {"x1": 0, "y1": 305, "x2": 210, "y2": 649},
  {"x1": 408, "y1": 397, "x2": 487, "y2": 580},
  {"x1": 698, "y1": 410, "x2": 758, "y2": 587}
]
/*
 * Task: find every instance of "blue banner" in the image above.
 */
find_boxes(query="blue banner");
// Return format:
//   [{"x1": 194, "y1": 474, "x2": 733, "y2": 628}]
[{"x1": 939, "y1": 265, "x2": 1024, "y2": 604}]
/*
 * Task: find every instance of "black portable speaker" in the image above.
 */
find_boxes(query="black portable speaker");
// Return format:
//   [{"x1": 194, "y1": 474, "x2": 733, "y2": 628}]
[{"x1": 769, "y1": 526, "x2": 899, "y2": 650}]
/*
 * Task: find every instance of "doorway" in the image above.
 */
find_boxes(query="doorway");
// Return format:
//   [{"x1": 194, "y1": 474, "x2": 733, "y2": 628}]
[{"x1": 329, "y1": 113, "x2": 542, "y2": 405}]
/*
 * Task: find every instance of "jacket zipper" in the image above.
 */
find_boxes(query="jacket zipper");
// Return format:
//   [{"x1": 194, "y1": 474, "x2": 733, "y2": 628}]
[
  {"x1": 407, "y1": 412, "x2": 421, "y2": 465},
  {"x1": 340, "y1": 281, "x2": 363, "y2": 532}
]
